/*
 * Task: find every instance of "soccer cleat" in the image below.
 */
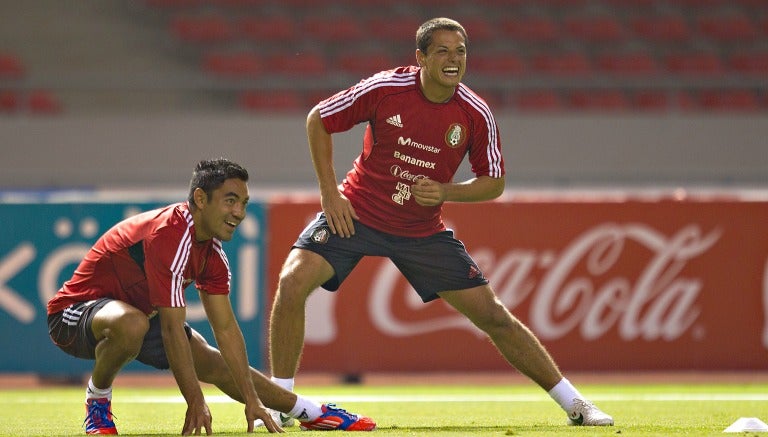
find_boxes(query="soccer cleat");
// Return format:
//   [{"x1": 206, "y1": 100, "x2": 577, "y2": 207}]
[
  {"x1": 299, "y1": 403, "x2": 376, "y2": 431},
  {"x1": 567, "y1": 398, "x2": 614, "y2": 426},
  {"x1": 84, "y1": 398, "x2": 118, "y2": 434},
  {"x1": 253, "y1": 408, "x2": 295, "y2": 428}
]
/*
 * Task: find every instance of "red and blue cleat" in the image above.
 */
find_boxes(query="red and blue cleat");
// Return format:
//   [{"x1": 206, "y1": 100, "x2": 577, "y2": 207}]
[
  {"x1": 84, "y1": 398, "x2": 117, "y2": 435},
  {"x1": 299, "y1": 403, "x2": 376, "y2": 431}
]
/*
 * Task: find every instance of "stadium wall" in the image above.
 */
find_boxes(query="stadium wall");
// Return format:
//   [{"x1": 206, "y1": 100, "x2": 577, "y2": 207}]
[{"x1": 1, "y1": 114, "x2": 767, "y2": 189}]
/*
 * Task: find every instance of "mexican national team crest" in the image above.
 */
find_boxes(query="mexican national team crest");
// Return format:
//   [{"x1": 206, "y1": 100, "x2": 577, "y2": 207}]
[
  {"x1": 445, "y1": 123, "x2": 467, "y2": 148},
  {"x1": 311, "y1": 227, "x2": 330, "y2": 244}
]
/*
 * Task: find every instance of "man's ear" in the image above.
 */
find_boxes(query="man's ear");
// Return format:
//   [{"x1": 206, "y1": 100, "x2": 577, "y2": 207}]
[
  {"x1": 193, "y1": 187, "x2": 207, "y2": 209},
  {"x1": 416, "y1": 49, "x2": 424, "y2": 67}
]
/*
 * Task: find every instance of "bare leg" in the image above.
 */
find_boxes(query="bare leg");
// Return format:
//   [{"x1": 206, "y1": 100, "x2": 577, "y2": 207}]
[
  {"x1": 90, "y1": 301, "x2": 149, "y2": 389},
  {"x1": 269, "y1": 249, "x2": 334, "y2": 379},
  {"x1": 438, "y1": 285, "x2": 563, "y2": 391}
]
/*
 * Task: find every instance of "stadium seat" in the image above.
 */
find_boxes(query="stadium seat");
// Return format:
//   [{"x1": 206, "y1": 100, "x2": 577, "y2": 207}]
[
  {"x1": 144, "y1": 0, "x2": 201, "y2": 8},
  {"x1": 266, "y1": 52, "x2": 327, "y2": 76},
  {"x1": 365, "y1": 16, "x2": 423, "y2": 44},
  {"x1": 697, "y1": 15, "x2": 758, "y2": 42},
  {"x1": 202, "y1": 51, "x2": 262, "y2": 77},
  {"x1": 0, "y1": 90, "x2": 20, "y2": 113},
  {"x1": 337, "y1": 51, "x2": 395, "y2": 76},
  {"x1": 499, "y1": 17, "x2": 560, "y2": 42},
  {"x1": 664, "y1": 53, "x2": 724, "y2": 75},
  {"x1": 303, "y1": 14, "x2": 363, "y2": 42},
  {"x1": 456, "y1": 16, "x2": 496, "y2": 43},
  {"x1": 511, "y1": 90, "x2": 565, "y2": 111},
  {"x1": 26, "y1": 90, "x2": 63, "y2": 115},
  {"x1": 0, "y1": 53, "x2": 25, "y2": 79},
  {"x1": 563, "y1": 16, "x2": 625, "y2": 42},
  {"x1": 697, "y1": 89, "x2": 761, "y2": 111},
  {"x1": 568, "y1": 89, "x2": 629, "y2": 110},
  {"x1": 237, "y1": 16, "x2": 298, "y2": 42},
  {"x1": 595, "y1": 52, "x2": 659, "y2": 75},
  {"x1": 631, "y1": 90, "x2": 670, "y2": 111},
  {"x1": 728, "y1": 52, "x2": 768, "y2": 75},
  {"x1": 170, "y1": 14, "x2": 235, "y2": 43},
  {"x1": 471, "y1": 51, "x2": 526, "y2": 76},
  {"x1": 630, "y1": 16, "x2": 691, "y2": 43},
  {"x1": 530, "y1": 52, "x2": 592, "y2": 75},
  {"x1": 239, "y1": 89, "x2": 305, "y2": 112}
]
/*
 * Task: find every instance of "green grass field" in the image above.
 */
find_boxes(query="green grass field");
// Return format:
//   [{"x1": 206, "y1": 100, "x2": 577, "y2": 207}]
[{"x1": 3, "y1": 381, "x2": 767, "y2": 436}]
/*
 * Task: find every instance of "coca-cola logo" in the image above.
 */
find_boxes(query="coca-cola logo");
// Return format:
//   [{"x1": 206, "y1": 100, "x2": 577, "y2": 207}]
[
  {"x1": 390, "y1": 165, "x2": 428, "y2": 182},
  {"x1": 364, "y1": 223, "x2": 721, "y2": 342}
]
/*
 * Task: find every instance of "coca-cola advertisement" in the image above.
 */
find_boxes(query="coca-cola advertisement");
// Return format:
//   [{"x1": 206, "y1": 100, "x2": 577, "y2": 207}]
[{"x1": 266, "y1": 196, "x2": 768, "y2": 372}]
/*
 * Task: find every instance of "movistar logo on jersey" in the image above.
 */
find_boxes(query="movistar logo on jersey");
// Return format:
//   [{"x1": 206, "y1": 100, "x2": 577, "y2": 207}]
[
  {"x1": 393, "y1": 151, "x2": 436, "y2": 169},
  {"x1": 397, "y1": 137, "x2": 441, "y2": 154}
]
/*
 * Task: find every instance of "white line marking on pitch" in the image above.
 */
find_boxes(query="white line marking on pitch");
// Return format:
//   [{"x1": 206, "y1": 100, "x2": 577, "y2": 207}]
[{"x1": 119, "y1": 393, "x2": 768, "y2": 404}]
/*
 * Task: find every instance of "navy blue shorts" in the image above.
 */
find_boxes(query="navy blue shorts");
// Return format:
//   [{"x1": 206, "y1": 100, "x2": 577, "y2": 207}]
[
  {"x1": 294, "y1": 213, "x2": 489, "y2": 302},
  {"x1": 47, "y1": 298, "x2": 192, "y2": 370}
]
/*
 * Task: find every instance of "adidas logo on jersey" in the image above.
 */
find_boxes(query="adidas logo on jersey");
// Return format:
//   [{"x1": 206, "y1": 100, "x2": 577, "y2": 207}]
[{"x1": 386, "y1": 114, "x2": 403, "y2": 128}]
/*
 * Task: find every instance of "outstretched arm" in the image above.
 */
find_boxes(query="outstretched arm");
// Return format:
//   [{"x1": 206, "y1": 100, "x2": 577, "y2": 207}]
[
  {"x1": 158, "y1": 306, "x2": 212, "y2": 435},
  {"x1": 410, "y1": 175, "x2": 506, "y2": 207},
  {"x1": 200, "y1": 292, "x2": 282, "y2": 433}
]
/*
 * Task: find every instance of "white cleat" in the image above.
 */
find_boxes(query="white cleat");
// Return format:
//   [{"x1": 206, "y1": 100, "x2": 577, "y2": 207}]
[
  {"x1": 253, "y1": 408, "x2": 295, "y2": 429},
  {"x1": 567, "y1": 398, "x2": 614, "y2": 426}
]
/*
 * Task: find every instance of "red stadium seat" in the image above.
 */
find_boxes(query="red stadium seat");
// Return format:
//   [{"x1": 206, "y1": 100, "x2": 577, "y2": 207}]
[
  {"x1": 303, "y1": 15, "x2": 363, "y2": 42},
  {"x1": 239, "y1": 89, "x2": 305, "y2": 112},
  {"x1": 366, "y1": 16, "x2": 423, "y2": 44},
  {"x1": 499, "y1": 17, "x2": 560, "y2": 42},
  {"x1": 697, "y1": 89, "x2": 761, "y2": 111},
  {"x1": 0, "y1": 53, "x2": 25, "y2": 79},
  {"x1": 237, "y1": 16, "x2": 297, "y2": 42},
  {"x1": 337, "y1": 51, "x2": 395, "y2": 76},
  {"x1": 563, "y1": 16, "x2": 625, "y2": 42},
  {"x1": 512, "y1": 90, "x2": 565, "y2": 111},
  {"x1": 568, "y1": 89, "x2": 629, "y2": 110},
  {"x1": 457, "y1": 16, "x2": 496, "y2": 43},
  {"x1": 697, "y1": 15, "x2": 758, "y2": 42},
  {"x1": 631, "y1": 90, "x2": 670, "y2": 111},
  {"x1": 27, "y1": 90, "x2": 63, "y2": 115},
  {"x1": 664, "y1": 53, "x2": 724, "y2": 75},
  {"x1": 266, "y1": 52, "x2": 327, "y2": 76},
  {"x1": 630, "y1": 16, "x2": 691, "y2": 43},
  {"x1": 728, "y1": 52, "x2": 768, "y2": 75},
  {"x1": 595, "y1": 52, "x2": 659, "y2": 75},
  {"x1": 0, "y1": 90, "x2": 20, "y2": 113},
  {"x1": 171, "y1": 14, "x2": 235, "y2": 43},
  {"x1": 144, "y1": 0, "x2": 201, "y2": 8},
  {"x1": 471, "y1": 51, "x2": 527, "y2": 76},
  {"x1": 202, "y1": 51, "x2": 262, "y2": 77},
  {"x1": 530, "y1": 52, "x2": 592, "y2": 75}
]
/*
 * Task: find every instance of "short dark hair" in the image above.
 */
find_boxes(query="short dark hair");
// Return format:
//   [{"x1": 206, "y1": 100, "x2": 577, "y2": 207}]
[
  {"x1": 416, "y1": 17, "x2": 468, "y2": 54},
  {"x1": 187, "y1": 158, "x2": 249, "y2": 205}
]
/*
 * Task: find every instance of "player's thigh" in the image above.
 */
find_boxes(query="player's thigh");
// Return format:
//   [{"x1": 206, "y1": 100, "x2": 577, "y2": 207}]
[
  {"x1": 278, "y1": 248, "x2": 335, "y2": 293},
  {"x1": 91, "y1": 300, "x2": 149, "y2": 342},
  {"x1": 438, "y1": 285, "x2": 512, "y2": 328}
]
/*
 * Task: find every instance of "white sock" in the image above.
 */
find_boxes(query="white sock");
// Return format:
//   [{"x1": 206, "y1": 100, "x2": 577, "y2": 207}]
[
  {"x1": 86, "y1": 378, "x2": 112, "y2": 401},
  {"x1": 289, "y1": 395, "x2": 323, "y2": 421},
  {"x1": 271, "y1": 376, "x2": 295, "y2": 392},
  {"x1": 547, "y1": 378, "x2": 582, "y2": 412}
]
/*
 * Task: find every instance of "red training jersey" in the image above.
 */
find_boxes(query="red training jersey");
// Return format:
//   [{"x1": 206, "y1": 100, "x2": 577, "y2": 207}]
[
  {"x1": 47, "y1": 202, "x2": 231, "y2": 316},
  {"x1": 318, "y1": 66, "x2": 505, "y2": 237}
]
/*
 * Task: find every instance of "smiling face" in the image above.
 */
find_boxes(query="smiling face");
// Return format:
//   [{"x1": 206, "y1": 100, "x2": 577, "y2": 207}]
[
  {"x1": 191, "y1": 177, "x2": 249, "y2": 242},
  {"x1": 416, "y1": 29, "x2": 467, "y2": 103}
]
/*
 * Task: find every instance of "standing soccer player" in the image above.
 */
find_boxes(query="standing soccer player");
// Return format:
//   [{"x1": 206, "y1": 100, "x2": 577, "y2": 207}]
[
  {"x1": 47, "y1": 158, "x2": 375, "y2": 434},
  {"x1": 262, "y1": 17, "x2": 613, "y2": 428}
]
